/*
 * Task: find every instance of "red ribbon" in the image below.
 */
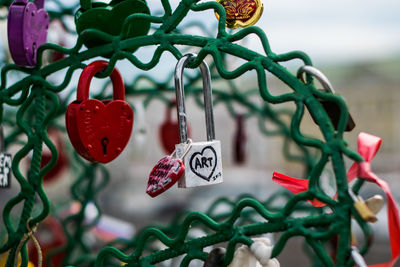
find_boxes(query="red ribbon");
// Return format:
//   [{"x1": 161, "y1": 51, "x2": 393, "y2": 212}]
[
  {"x1": 272, "y1": 132, "x2": 400, "y2": 266},
  {"x1": 272, "y1": 172, "x2": 326, "y2": 207},
  {"x1": 347, "y1": 132, "x2": 400, "y2": 267}
]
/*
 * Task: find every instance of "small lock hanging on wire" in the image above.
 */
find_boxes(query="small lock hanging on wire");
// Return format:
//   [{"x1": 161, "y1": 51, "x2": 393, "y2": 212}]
[
  {"x1": 297, "y1": 66, "x2": 355, "y2": 131},
  {"x1": 66, "y1": 60, "x2": 134, "y2": 163},
  {"x1": 8, "y1": 0, "x2": 49, "y2": 66},
  {"x1": 146, "y1": 140, "x2": 192, "y2": 198},
  {"x1": 233, "y1": 114, "x2": 247, "y2": 164},
  {"x1": 0, "y1": 126, "x2": 12, "y2": 189},
  {"x1": 159, "y1": 100, "x2": 191, "y2": 154},
  {"x1": 174, "y1": 54, "x2": 223, "y2": 188},
  {"x1": 348, "y1": 188, "x2": 378, "y2": 223}
]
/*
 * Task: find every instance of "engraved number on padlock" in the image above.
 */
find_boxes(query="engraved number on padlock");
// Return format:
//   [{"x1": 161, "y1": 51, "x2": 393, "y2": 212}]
[
  {"x1": 0, "y1": 126, "x2": 12, "y2": 188},
  {"x1": 348, "y1": 189, "x2": 377, "y2": 223},
  {"x1": 297, "y1": 65, "x2": 355, "y2": 131},
  {"x1": 174, "y1": 53, "x2": 223, "y2": 188}
]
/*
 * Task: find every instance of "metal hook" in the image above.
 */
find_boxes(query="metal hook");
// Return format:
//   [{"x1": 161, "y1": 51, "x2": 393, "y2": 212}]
[
  {"x1": 174, "y1": 53, "x2": 215, "y2": 143},
  {"x1": 297, "y1": 65, "x2": 336, "y2": 94}
]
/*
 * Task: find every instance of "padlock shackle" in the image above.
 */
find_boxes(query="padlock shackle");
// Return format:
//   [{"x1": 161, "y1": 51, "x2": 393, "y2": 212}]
[
  {"x1": 297, "y1": 65, "x2": 336, "y2": 94},
  {"x1": 77, "y1": 61, "x2": 125, "y2": 102},
  {"x1": 174, "y1": 54, "x2": 215, "y2": 143}
]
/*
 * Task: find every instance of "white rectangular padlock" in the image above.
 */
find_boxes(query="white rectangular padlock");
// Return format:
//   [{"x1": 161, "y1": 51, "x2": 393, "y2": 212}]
[
  {"x1": 174, "y1": 53, "x2": 223, "y2": 188},
  {"x1": 175, "y1": 140, "x2": 223, "y2": 188}
]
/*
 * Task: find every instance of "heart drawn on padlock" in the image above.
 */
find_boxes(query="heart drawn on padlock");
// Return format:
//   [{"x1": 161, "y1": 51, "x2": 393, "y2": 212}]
[
  {"x1": 189, "y1": 146, "x2": 217, "y2": 182},
  {"x1": 8, "y1": 0, "x2": 50, "y2": 66},
  {"x1": 66, "y1": 61, "x2": 133, "y2": 163}
]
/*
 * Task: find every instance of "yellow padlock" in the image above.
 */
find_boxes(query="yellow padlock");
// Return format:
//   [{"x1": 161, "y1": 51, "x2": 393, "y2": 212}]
[{"x1": 348, "y1": 189, "x2": 377, "y2": 223}]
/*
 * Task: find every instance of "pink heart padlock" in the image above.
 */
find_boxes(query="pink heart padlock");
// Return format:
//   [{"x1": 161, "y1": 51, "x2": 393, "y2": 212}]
[
  {"x1": 146, "y1": 140, "x2": 192, "y2": 197},
  {"x1": 146, "y1": 156, "x2": 185, "y2": 198},
  {"x1": 8, "y1": 0, "x2": 49, "y2": 66}
]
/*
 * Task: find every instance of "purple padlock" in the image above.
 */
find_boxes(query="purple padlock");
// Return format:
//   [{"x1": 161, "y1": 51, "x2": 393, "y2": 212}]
[{"x1": 8, "y1": 0, "x2": 49, "y2": 66}]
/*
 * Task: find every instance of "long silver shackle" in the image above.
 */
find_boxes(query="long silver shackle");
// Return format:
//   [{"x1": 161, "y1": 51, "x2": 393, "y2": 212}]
[{"x1": 174, "y1": 53, "x2": 215, "y2": 143}]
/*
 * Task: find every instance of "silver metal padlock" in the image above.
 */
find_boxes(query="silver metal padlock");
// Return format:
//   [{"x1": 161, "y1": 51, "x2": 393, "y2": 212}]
[
  {"x1": 0, "y1": 126, "x2": 12, "y2": 188},
  {"x1": 174, "y1": 53, "x2": 223, "y2": 188}
]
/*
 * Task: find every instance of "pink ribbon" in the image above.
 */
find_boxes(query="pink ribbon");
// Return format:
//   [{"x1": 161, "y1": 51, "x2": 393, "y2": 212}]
[
  {"x1": 347, "y1": 132, "x2": 400, "y2": 267},
  {"x1": 272, "y1": 132, "x2": 400, "y2": 266}
]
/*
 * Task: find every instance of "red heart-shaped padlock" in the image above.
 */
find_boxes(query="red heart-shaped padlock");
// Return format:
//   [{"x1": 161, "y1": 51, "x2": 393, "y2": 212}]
[
  {"x1": 159, "y1": 101, "x2": 190, "y2": 154},
  {"x1": 146, "y1": 156, "x2": 185, "y2": 198},
  {"x1": 66, "y1": 61, "x2": 133, "y2": 163}
]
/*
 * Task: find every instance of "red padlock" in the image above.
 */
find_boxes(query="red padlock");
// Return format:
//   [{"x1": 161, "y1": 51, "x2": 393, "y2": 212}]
[
  {"x1": 66, "y1": 61, "x2": 133, "y2": 163},
  {"x1": 159, "y1": 101, "x2": 190, "y2": 154},
  {"x1": 28, "y1": 216, "x2": 66, "y2": 267},
  {"x1": 233, "y1": 114, "x2": 247, "y2": 164},
  {"x1": 41, "y1": 127, "x2": 68, "y2": 183}
]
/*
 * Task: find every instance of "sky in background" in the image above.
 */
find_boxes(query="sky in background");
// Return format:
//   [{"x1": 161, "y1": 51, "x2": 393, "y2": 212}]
[
  {"x1": 163, "y1": 0, "x2": 400, "y2": 65},
  {"x1": 2, "y1": 0, "x2": 399, "y2": 68}
]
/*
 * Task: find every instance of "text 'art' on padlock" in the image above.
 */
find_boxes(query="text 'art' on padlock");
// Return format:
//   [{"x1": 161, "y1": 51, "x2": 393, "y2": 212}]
[
  {"x1": 66, "y1": 61, "x2": 133, "y2": 163},
  {"x1": 0, "y1": 126, "x2": 12, "y2": 189},
  {"x1": 8, "y1": 0, "x2": 49, "y2": 66},
  {"x1": 297, "y1": 65, "x2": 355, "y2": 132},
  {"x1": 174, "y1": 54, "x2": 223, "y2": 188}
]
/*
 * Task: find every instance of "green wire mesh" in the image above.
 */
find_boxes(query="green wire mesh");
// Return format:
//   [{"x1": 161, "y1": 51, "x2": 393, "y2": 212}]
[{"x1": 0, "y1": 0, "x2": 373, "y2": 266}]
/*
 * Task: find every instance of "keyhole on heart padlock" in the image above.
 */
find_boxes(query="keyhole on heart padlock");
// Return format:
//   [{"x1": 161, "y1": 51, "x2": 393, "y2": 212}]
[{"x1": 101, "y1": 137, "x2": 109, "y2": 155}]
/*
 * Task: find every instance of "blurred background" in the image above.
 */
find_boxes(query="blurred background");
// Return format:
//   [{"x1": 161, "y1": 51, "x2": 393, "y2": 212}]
[{"x1": 0, "y1": 0, "x2": 399, "y2": 266}]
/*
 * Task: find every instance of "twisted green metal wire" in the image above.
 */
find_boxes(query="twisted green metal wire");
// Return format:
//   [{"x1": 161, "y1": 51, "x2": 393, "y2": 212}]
[{"x1": 0, "y1": 0, "x2": 373, "y2": 266}]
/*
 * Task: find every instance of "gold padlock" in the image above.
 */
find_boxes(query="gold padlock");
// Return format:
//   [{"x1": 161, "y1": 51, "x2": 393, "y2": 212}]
[
  {"x1": 365, "y1": 195, "x2": 384, "y2": 215},
  {"x1": 348, "y1": 189, "x2": 377, "y2": 223}
]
